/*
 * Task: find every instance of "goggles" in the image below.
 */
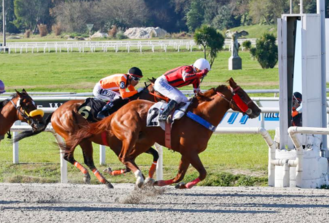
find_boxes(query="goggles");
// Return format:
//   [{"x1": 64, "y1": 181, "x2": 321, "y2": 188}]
[{"x1": 131, "y1": 76, "x2": 141, "y2": 81}]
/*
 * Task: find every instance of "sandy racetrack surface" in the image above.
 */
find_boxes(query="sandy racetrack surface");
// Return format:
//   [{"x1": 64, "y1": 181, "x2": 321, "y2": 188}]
[{"x1": 0, "y1": 183, "x2": 329, "y2": 223}]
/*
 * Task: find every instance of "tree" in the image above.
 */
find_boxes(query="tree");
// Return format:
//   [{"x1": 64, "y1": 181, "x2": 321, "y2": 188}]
[
  {"x1": 194, "y1": 25, "x2": 224, "y2": 67},
  {"x1": 14, "y1": 0, "x2": 53, "y2": 32},
  {"x1": 250, "y1": 33, "x2": 278, "y2": 68},
  {"x1": 186, "y1": 0, "x2": 204, "y2": 32}
]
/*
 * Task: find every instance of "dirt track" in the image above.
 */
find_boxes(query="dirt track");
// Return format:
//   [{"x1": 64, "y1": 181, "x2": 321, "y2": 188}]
[{"x1": 0, "y1": 183, "x2": 329, "y2": 223}]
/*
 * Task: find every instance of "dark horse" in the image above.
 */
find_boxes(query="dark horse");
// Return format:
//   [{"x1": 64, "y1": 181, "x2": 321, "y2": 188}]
[
  {"x1": 63, "y1": 78, "x2": 261, "y2": 188},
  {"x1": 0, "y1": 89, "x2": 44, "y2": 143},
  {"x1": 14, "y1": 83, "x2": 168, "y2": 188}
]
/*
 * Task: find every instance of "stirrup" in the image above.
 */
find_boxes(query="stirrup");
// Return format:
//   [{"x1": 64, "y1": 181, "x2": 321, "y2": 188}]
[{"x1": 97, "y1": 112, "x2": 106, "y2": 120}]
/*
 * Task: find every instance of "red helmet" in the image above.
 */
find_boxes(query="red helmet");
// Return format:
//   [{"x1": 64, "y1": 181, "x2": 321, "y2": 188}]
[
  {"x1": 128, "y1": 67, "x2": 143, "y2": 79},
  {"x1": 0, "y1": 80, "x2": 5, "y2": 93}
]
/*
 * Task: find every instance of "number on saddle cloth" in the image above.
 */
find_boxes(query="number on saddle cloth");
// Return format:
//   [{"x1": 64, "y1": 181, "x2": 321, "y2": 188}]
[
  {"x1": 78, "y1": 98, "x2": 106, "y2": 122},
  {"x1": 146, "y1": 101, "x2": 190, "y2": 128}
]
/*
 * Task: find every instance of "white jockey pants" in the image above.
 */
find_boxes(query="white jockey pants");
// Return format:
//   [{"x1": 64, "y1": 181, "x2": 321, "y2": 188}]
[
  {"x1": 154, "y1": 76, "x2": 188, "y2": 104},
  {"x1": 93, "y1": 82, "x2": 121, "y2": 102}
]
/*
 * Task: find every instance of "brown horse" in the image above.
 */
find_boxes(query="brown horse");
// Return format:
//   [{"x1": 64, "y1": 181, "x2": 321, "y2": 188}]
[
  {"x1": 15, "y1": 83, "x2": 168, "y2": 188},
  {"x1": 0, "y1": 89, "x2": 44, "y2": 143},
  {"x1": 63, "y1": 78, "x2": 261, "y2": 188}
]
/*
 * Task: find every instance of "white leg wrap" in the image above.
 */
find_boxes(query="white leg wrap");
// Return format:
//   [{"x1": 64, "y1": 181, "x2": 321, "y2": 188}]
[{"x1": 134, "y1": 170, "x2": 144, "y2": 187}]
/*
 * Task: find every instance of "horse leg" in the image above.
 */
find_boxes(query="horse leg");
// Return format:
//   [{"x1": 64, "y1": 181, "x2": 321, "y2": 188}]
[
  {"x1": 179, "y1": 154, "x2": 206, "y2": 189},
  {"x1": 63, "y1": 150, "x2": 91, "y2": 184},
  {"x1": 154, "y1": 156, "x2": 190, "y2": 187},
  {"x1": 144, "y1": 147, "x2": 159, "y2": 184},
  {"x1": 80, "y1": 140, "x2": 114, "y2": 189}
]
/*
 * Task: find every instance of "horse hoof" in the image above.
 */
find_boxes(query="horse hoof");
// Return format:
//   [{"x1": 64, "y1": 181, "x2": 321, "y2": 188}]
[
  {"x1": 105, "y1": 182, "x2": 114, "y2": 189},
  {"x1": 144, "y1": 177, "x2": 155, "y2": 186},
  {"x1": 175, "y1": 182, "x2": 187, "y2": 189},
  {"x1": 136, "y1": 177, "x2": 144, "y2": 188},
  {"x1": 103, "y1": 167, "x2": 112, "y2": 175},
  {"x1": 83, "y1": 173, "x2": 91, "y2": 184}
]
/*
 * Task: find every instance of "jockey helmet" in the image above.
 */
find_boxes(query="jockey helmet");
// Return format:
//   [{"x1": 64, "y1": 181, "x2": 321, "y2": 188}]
[
  {"x1": 193, "y1": 58, "x2": 211, "y2": 71},
  {"x1": 0, "y1": 80, "x2": 5, "y2": 94},
  {"x1": 128, "y1": 67, "x2": 143, "y2": 80},
  {"x1": 293, "y1": 92, "x2": 302, "y2": 102}
]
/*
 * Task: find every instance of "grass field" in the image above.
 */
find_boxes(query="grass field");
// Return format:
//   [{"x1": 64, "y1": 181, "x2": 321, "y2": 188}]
[
  {"x1": 0, "y1": 49, "x2": 277, "y2": 186},
  {"x1": 0, "y1": 51, "x2": 279, "y2": 94}
]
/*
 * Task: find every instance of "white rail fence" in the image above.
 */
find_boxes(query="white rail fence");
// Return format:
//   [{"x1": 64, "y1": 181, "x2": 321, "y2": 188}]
[{"x1": 0, "y1": 39, "x2": 256, "y2": 54}]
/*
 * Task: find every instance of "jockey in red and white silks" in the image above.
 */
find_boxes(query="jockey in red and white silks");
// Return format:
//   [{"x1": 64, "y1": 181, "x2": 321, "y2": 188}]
[{"x1": 154, "y1": 58, "x2": 211, "y2": 121}]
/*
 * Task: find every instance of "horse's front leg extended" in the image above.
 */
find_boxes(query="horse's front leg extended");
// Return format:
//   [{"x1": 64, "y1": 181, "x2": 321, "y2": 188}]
[
  {"x1": 80, "y1": 140, "x2": 114, "y2": 189},
  {"x1": 154, "y1": 156, "x2": 190, "y2": 187},
  {"x1": 179, "y1": 154, "x2": 206, "y2": 189}
]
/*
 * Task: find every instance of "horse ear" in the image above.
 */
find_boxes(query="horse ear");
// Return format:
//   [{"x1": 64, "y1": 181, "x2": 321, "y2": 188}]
[
  {"x1": 228, "y1": 78, "x2": 237, "y2": 88},
  {"x1": 22, "y1": 89, "x2": 27, "y2": 93},
  {"x1": 15, "y1": 89, "x2": 21, "y2": 96}
]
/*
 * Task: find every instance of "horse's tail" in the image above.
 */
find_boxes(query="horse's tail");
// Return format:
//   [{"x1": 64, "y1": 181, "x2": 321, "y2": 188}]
[
  {"x1": 13, "y1": 112, "x2": 54, "y2": 143},
  {"x1": 62, "y1": 113, "x2": 110, "y2": 154}
]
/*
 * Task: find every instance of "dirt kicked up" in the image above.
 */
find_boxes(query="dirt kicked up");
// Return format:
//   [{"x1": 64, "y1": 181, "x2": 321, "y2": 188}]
[{"x1": 0, "y1": 183, "x2": 328, "y2": 223}]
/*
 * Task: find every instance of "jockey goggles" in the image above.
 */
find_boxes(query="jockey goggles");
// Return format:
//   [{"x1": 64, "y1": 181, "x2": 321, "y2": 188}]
[{"x1": 131, "y1": 76, "x2": 141, "y2": 81}]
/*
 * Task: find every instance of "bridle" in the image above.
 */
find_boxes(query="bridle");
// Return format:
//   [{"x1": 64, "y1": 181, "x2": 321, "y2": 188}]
[
  {"x1": 10, "y1": 95, "x2": 44, "y2": 128},
  {"x1": 216, "y1": 86, "x2": 253, "y2": 115}
]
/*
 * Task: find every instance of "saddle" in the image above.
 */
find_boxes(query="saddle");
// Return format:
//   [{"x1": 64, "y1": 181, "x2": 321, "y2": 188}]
[
  {"x1": 146, "y1": 101, "x2": 190, "y2": 130},
  {"x1": 78, "y1": 98, "x2": 106, "y2": 122}
]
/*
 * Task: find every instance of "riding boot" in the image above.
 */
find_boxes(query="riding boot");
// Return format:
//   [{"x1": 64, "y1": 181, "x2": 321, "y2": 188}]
[
  {"x1": 159, "y1": 100, "x2": 178, "y2": 121},
  {"x1": 97, "y1": 102, "x2": 114, "y2": 120}
]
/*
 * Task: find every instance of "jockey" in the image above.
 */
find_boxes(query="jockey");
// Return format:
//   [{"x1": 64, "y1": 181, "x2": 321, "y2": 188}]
[
  {"x1": 0, "y1": 80, "x2": 5, "y2": 94},
  {"x1": 292, "y1": 91, "x2": 302, "y2": 126},
  {"x1": 154, "y1": 58, "x2": 210, "y2": 121},
  {"x1": 93, "y1": 67, "x2": 143, "y2": 119}
]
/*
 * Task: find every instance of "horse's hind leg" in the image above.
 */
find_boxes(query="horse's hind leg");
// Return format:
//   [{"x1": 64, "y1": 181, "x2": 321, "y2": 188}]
[
  {"x1": 154, "y1": 156, "x2": 190, "y2": 187},
  {"x1": 80, "y1": 139, "x2": 114, "y2": 189},
  {"x1": 63, "y1": 151, "x2": 91, "y2": 184},
  {"x1": 144, "y1": 147, "x2": 159, "y2": 185}
]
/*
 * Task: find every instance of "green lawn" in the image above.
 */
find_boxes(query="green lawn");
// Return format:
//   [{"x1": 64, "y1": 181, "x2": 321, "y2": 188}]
[
  {"x1": 0, "y1": 51, "x2": 279, "y2": 95},
  {"x1": 0, "y1": 50, "x2": 278, "y2": 186}
]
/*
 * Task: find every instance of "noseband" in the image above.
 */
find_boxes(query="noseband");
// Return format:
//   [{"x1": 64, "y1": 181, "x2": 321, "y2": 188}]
[
  {"x1": 10, "y1": 97, "x2": 43, "y2": 127},
  {"x1": 216, "y1": 86, "x2": 253, "y2": 115}
]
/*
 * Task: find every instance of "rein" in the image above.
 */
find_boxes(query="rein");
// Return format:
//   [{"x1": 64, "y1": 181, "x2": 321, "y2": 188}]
[{"x1": 148, "y1": 92, "x2": 169, "y2": 103}]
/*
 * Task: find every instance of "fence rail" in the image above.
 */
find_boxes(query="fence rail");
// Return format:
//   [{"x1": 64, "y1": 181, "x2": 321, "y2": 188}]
[{"x1": 0, "y1": 38, "x2": 256, "y2": 54}]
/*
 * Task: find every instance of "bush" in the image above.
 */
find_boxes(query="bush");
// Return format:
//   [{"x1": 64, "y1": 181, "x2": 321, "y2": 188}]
[
  {"x1": 250, "y1": 47, "x2": 256, "y2": 59},
  {"x1": 253, "y1": 33, "x2": 278, "y2": 68},
  {"x1": 242, "y1": 40, "x2": 252, "y2": 50},
  {"x1": 24, "y1": 29, "x2": 31, "y2": 38},
  {"x1": 37, "y1": 24, "x2": 48, "y2": 37},
  {"x1": 116, "y1": 31, "x2": 128, "y2": 40},
  {"x1": 108, "y1": 25, "x2": 117, "y2": 38},
  {"x1": 52, "y1": 24, "x2": 62, "y2": 36}
]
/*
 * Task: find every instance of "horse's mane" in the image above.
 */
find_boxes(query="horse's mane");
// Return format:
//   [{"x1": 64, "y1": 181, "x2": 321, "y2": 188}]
[{"x1": 0, "y1": 93, "x2": 18, "y2": 111}]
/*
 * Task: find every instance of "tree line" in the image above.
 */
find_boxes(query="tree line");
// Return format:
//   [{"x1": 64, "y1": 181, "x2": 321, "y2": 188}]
[{"x1": 0, "y1": 0, "x2": 328, "y2": 34}]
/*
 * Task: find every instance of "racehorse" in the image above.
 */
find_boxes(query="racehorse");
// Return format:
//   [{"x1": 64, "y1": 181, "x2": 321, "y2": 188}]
[
  {"x1": 14, "y1": 83, "x2": 168, "y2": 188},
  {"x1": 0, "y1": 89, "x2": 44, "y2": 143},
  {"x1": 63, "y1": 78, "x2": 261, "y2": 188}
]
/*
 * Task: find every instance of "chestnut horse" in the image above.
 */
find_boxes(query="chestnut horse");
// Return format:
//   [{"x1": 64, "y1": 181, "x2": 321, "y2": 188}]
[
  {"x1": 15, "y1": 83, "x2": 167, "y2": 188},
  {"x1": 0, "y1": 89, "x2": 44, "y2": 144},
  {"x1": 63, "y1": 78, "x2": 261, "y2": 188}
]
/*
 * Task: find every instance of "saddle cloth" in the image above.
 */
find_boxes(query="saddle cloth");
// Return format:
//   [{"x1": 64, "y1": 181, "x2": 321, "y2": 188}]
[
  {"x1": 78, "y1": 98, "x2": 106, "y2": 122},
  {"x1": 146, "y1": 101, "x2": 190, "y2": 130}
]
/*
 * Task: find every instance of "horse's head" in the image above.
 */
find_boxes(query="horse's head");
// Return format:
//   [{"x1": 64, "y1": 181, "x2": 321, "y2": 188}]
[
  {"x1": 14, "y1": 89, "x2": 45, "y2": 131},
  {"x1": 226, "y1": 78, "x2": 261, "y2": 119}
]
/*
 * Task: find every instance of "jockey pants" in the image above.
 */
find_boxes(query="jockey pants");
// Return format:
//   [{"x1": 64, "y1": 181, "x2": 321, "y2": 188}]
[
  {"x1": 154, "y1": 76, "x2": 188, "y2": 104},
  {"x1": 93, "y1": 82, "x2": 121, "y2": 102}
]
